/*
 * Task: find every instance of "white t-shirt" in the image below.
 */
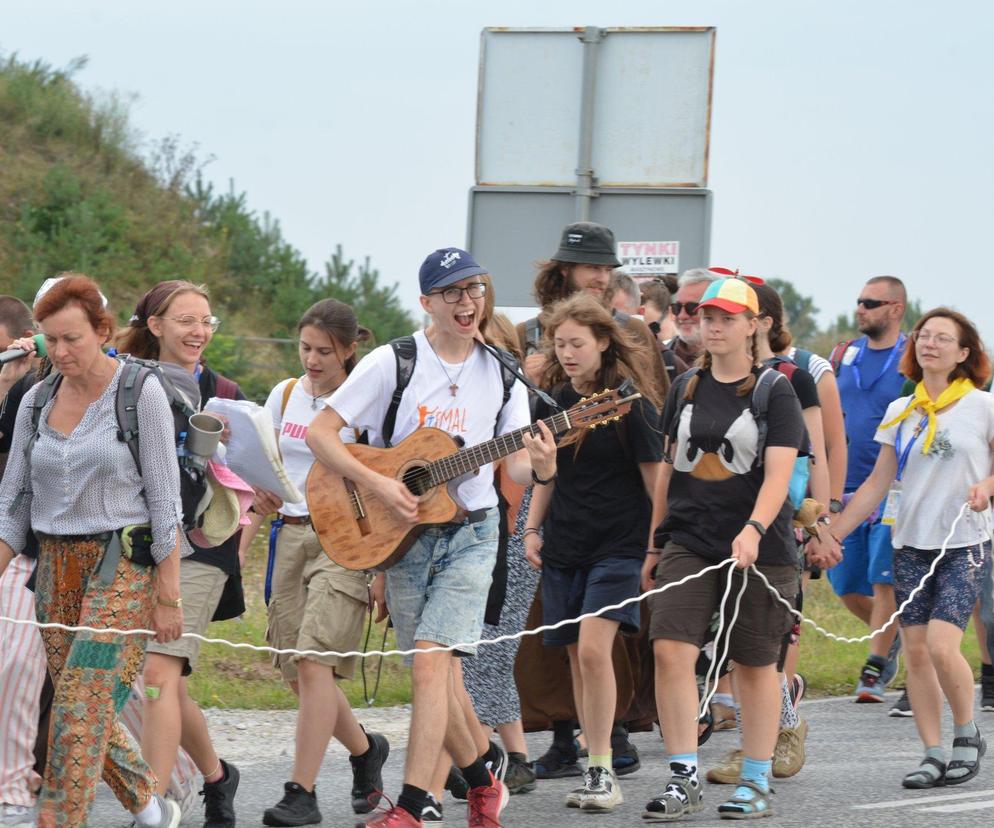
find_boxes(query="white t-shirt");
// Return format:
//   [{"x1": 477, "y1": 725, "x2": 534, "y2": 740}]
[
  {"x1": 327, "y1": 331, "x2": 530, "y2": 511},
  {"x1": 875, "y1": 390, "x2": 994, "y2": 549},
  {"x1": 265, "y1": 378, "x2": 356, "y2": 518},
  {"x1": 787, "y1": 347, "x2": 832, "y2": 385}
]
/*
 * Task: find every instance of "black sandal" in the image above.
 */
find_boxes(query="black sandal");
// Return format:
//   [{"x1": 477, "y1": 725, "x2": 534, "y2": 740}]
[
  {"x1": 902, "y1": 756, "x2": 946, "y2": 789},
  {"x1": 945, "y1": 731, "x2": 987, "y2": 786}
]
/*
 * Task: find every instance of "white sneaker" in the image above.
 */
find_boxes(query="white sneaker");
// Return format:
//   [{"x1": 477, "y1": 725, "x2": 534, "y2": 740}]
[
  {"x1": 0, "y1": 803, "x2": 36, "y2": 827},
  {"x1": 578, "y1": 766, "x2": 623, "y2": 812},
  {"x1": 134, "y1": 796, "x2": 180, "y2": 828},
  {"x1": 165, "y1": 780, "x2": 199, "y2": 823},
  {"x1": 565, "y1": 784, "x2": 585, "y2": 808}
]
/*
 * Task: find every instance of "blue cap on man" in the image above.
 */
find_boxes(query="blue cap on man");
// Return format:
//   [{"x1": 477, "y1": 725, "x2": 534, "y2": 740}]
[{"x1": 419, "y1": 248, "x2": 489, "y2": 295}]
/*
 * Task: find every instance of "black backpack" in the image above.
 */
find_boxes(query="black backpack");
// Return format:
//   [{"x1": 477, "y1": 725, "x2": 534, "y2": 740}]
[
  {"x1": 379, "y1": 335, "x2": 517, "y2": 448},
  {"x1": 14, "y1": 356, "x2": 207, "y2": 530}
]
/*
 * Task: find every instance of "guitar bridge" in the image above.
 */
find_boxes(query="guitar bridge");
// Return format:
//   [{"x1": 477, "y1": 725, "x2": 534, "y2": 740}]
[{"x1": 344, "y1": 478, "x2": 372, "y2": 536}]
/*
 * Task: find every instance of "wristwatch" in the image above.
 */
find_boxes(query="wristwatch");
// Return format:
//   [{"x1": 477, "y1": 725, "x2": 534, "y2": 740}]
[
  {"x1": 744, "y1": 519, "x2": 767, "y2": 537},
  {"x1": 158, "y1": 596, "x2": 183, "y2": 609},
  {"x1": 829, "y1": 499, "x2": 843, "y2": 514}
]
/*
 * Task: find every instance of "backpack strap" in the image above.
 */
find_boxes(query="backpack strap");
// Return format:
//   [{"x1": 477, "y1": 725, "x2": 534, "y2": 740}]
[
  {"x1": 791, "y1": 347, "x2": 813, "y2": 375},
  {"x1": 214, "y1": 374, "x2": 239, "y2": 400},
  {"x1": 383, "y1": 336, "x2": 417, "y2": 448},
  {"x1": 749, "y1": 367, "x2": 787, "y2": 466},
  {"x1": 280, "y1": 378, "x2": 298, "y2": 418},
  {"x1": 490, "y1": 346, "x2": 517, "y2": 437},
  {"x1": 8, "y1": 372, "x2": 62, "y2": 516},
  {"x1": 829, "y1": 339, "x2": 856, "y2": 375},
  {"x1": 115, "y1": 359, "x2": 155, "y2": 477},
  {"x1": 663, "y1": 367, "x2": 699, "y2": 464}
]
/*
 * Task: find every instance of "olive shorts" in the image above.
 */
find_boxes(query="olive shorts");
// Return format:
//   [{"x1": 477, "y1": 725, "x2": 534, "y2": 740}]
[{"x1": 648, "y1": 543, "x2": 798, "y2": 667}]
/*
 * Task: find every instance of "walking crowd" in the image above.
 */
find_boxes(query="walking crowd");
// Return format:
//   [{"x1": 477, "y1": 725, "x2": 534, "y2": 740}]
[{"x1": 0, "y1": 221, "x2": 992, "y2": 828}]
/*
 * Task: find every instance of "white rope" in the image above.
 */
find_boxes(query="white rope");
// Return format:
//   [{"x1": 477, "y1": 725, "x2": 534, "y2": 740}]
[
  {"x1": 0, "y1": 559, "x2": 737, "y2": 660},
  {"x1": 754, "y1": 501, "x2": 975, "y2": 644},
  {"x1": 697, "y1": 562, "x2": 748, "y2": 720},
  {"x1": 0, "y1": 502, "x2": 981, "y2": 663}
]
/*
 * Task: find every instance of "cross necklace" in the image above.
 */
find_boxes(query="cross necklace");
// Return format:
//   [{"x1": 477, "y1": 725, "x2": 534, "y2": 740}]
[{"x1": 426, "y1": 334, "x2": 474, "y2": 397}]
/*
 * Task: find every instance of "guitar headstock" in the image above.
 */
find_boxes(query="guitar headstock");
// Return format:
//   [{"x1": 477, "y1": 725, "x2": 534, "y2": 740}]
[{"x1": 569, "y1": 380, "x2": 642, "y2": 430}]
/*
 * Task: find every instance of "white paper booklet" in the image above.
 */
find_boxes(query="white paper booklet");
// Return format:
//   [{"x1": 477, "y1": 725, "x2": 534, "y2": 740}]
[{"x1": 203, "y1": 397, "x2": 304, "y2": 503}]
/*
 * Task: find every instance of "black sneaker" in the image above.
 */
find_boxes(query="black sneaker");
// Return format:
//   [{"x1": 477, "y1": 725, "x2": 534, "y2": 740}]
[
  {"x1": 504, "y1": 752, "x2": 537, "y2": 794},
  {"x1": 889, "y1": 689, "x2": 914, "y2": 718},
  {"x1": 422, "y1": 793, "x2": 444, "y2": 824},
  {"x1": 262, "y1": 782, "x2": 322, "y2": 827},
  {"x1": 981, "y1": 675, "x2": 994, "y2": 712},
  {"x1": 484, "y1": 740, "x2": 507, "y2": 785},
  {"x1": 201, "y1": 759, "x2": 239, "y2": 828},
  {"x1": 533, "y1": 739, "x2": 582, "y2": 779},
  {"x1": 445, "y1": 766, "x2": 469, "y2": 801},
  {"x1": 350, "y1": 731, "x2": 390, "y2": 814}
]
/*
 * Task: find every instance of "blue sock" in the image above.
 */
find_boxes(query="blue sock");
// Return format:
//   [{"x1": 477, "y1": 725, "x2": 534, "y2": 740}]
[{"x1": 740, "y1": 756, "x2": 771, "y2": 793}]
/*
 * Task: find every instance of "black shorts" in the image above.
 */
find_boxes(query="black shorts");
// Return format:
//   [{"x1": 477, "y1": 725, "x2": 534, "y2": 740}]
[{"x1": 541, "y1": 555, "x2": 642, "y2": 647}]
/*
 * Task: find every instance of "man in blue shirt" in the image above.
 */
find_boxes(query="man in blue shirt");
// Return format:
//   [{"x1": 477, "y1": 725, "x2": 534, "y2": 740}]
[{"x1": 829, "y1": 276, "x2": 908, "y2": 706}]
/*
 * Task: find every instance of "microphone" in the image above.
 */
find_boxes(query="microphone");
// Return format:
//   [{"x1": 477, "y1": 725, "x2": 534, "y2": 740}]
[{"x1": 0, "y1": 334, "x2": 47, "y2": 365}]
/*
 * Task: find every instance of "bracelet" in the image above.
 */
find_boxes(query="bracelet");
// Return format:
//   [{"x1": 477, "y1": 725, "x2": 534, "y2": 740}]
[
  {"x1": 531, "y1": 469, "x2": 557, "y2": 486},
  {"x1": 157, "y1": 596, "x2": 182, "y2": 609},
  {"x1": 744, "y1": 519, "x2": 767, "y2": 537},
  {"x1": 523, "y1": 528, "x2": 540, "y2": 537},
  {"x1": 646, "y1": 548, "x2": 662, "y2": 556}
]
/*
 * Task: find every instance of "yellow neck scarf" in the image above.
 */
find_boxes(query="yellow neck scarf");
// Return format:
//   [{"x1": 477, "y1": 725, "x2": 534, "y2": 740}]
[{"x1": 880, "y1": 377, "x2": 975, "y2": 455}]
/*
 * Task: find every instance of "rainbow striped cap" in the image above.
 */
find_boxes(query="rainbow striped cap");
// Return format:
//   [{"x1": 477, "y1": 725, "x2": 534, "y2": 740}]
[{"x1": 697, "y1": 277, "x2": 760, "y2": 315}]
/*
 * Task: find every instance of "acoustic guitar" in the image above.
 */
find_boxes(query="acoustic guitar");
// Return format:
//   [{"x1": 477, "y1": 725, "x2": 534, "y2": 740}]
[{"x1": 306, "y1": 383, "x2": 641, "y2": 571}]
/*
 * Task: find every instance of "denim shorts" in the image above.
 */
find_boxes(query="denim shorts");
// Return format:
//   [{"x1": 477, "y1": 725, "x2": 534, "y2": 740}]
[
  {"x1": 894, "y1": 542, "x2": 989, "y2": 629},
  {"x1": 541, "y1": 556, "x2": 642, "y2": 647},
  {"x1": 827, "y1": 518, "x2": 894, "y2": 597},
  {"x1": 385, "y1": 508, "x2": 499, "y2": 660}
]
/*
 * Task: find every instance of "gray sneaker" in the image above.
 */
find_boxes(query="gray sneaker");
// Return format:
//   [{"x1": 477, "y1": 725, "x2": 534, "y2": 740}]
[
  {"x1": 643, "y1": 775, "x2": 704, "y2": 821},
  {"x1": 578, "y1": 766, "x2": 623, "y2": 812}
]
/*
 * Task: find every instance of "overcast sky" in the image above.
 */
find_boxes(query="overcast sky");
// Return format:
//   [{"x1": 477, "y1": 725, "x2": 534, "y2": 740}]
[{"x1": 4, "y1": 0, "x2": 993, "y2": 342}]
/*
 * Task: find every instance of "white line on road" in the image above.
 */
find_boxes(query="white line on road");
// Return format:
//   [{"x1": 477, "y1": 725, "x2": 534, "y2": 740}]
[
  {"x1": 852, "y1": 789, "x2": 994, "y2": 810},
  {"x1": 917, "y1": 799, "x2": 994, "y2": 813}
]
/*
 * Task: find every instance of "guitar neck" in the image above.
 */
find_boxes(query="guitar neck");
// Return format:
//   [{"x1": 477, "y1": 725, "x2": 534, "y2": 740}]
[{"x1": 426, "y1": 409, "x2": 572, "y2": 486}]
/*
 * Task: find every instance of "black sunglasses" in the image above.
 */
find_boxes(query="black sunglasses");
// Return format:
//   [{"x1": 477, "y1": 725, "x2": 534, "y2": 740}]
[
  {"x1": 856, "y1": 298, "x2": 897, "y2": 310},
  {"x1": 671, "y1": 301, "x2": 700, "y2": 316}
]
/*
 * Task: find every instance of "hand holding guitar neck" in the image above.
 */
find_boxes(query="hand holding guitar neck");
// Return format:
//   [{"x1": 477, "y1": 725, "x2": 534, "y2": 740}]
[{"x1": 521, "y1": 418, "x2": 557, "y2": 481}]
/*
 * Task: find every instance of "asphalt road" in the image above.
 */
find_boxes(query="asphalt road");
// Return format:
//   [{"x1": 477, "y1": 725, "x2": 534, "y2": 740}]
[{"x1": 90, "y1": 690, "x2": 994, "y2": 828}]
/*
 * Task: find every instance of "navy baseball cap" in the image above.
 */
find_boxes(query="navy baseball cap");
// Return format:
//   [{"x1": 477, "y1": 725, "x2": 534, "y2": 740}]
[{"x1": 419, "y1": 248, "x2": 489, "y2": 295}]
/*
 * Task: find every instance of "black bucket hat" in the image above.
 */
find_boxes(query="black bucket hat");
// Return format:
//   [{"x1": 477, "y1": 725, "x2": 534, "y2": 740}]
[{"x1": 551, "y1": 221, "x2": 622, "y2": 267}]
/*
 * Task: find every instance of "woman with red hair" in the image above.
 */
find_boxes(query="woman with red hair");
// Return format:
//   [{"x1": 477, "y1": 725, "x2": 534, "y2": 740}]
[{"x1": 0, "y1": 274, "x2": 184, "y2": 828}]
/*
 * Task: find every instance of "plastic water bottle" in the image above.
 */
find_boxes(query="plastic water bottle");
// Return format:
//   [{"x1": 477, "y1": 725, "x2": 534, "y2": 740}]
[{"x1": 177, "y1": 431, "x2": 189, "y2": 463}]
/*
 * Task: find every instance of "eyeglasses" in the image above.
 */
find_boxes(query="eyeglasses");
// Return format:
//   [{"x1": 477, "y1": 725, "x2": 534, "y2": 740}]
[
  {"x1": 912, "y1": 330, "x2": 959, "y2": 347},
  {"x1": 671, "y1": 301, "x2": 700, "y2": 316},
  {"x1": 430, "y1": 282, "x2": 487, "y2": 304},
  {"x1": 856, "y1": 298, "x2": 897, "y2": 310},
  {"x1": 165, "y1": 315, "x2": 221, "y2": 332}
]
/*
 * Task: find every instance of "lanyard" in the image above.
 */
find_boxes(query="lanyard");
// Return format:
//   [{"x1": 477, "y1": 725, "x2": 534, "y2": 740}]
[
  {"x1": 852, "y1": 334, "x2": 905, "y2": 392},
  {"x1": 894, "y1": 412, "x2": 928, "y2": 481}
]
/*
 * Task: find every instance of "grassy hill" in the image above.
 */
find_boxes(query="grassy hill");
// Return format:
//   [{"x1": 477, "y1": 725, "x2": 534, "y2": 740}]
[{"x1": 0, "y1": 53, "x2": 413, "y2": 400}]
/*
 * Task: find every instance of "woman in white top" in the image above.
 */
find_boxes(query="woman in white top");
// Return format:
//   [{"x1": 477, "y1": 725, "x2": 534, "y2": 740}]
[
  {"x1": 241, "y1": 299, "x2": 389, "y2": 827},
  {"x1": 824, "y1": 307, "x2": 994, "y2": 789}
]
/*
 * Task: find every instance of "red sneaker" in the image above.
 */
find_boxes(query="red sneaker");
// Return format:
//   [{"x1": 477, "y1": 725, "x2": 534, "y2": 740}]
[
  {"x1": 467, "y1": 770, "x2": 509, "y2": 827},
  {"x1": 360, "y1": 804, "x2": 422, "y2": 827}
]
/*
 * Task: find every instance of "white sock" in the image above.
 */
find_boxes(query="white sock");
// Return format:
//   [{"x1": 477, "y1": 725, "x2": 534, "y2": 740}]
[{"x1": 134, "y1": 795, "x2": 162, "y2": 827}]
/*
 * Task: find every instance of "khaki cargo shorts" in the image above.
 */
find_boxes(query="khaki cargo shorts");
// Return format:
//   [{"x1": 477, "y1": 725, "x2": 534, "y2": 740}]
[
  {"x1": 146, "y1": 558, "x2": 228, "y2": 673},
  {"x1": 266, "y1": 522, "x2": 369, "y2": 681}
]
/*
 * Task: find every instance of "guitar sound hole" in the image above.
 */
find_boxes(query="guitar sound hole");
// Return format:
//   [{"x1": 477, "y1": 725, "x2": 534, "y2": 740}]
[{"x1": 401, "y1": 465, "x2": 432, "y2": 497}]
